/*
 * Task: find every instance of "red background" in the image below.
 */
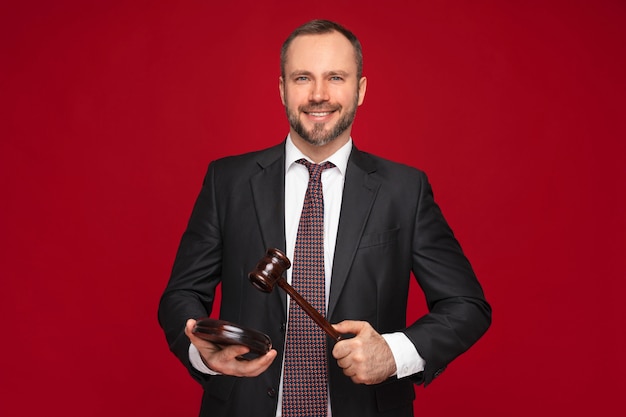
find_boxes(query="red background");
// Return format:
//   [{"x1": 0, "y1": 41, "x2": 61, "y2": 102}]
[{"x1": 2, "y1": 1, "x2": 625, "y2": 416}]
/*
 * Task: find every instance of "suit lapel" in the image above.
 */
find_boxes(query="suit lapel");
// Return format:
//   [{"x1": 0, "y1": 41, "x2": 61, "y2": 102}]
[
  {"x1": 328, "y1": 148, "x2": 380, "y2": 320},
  {"x1": 248, "y1": 144, "x2": 381, "y2": 321},
  {"x1": 249, "y1": 143, "x2": 288, "y2": 314}
]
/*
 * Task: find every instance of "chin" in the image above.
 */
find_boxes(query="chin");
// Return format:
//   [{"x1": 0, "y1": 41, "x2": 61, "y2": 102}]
[{"x1": 304, "y1": 136, "x2": 337, "y2": 147}]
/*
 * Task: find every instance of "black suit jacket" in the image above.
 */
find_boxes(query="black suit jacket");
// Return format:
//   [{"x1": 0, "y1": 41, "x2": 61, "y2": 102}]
[{"x1": 158, "y1": 142, "x2": 491, "y2": 417}]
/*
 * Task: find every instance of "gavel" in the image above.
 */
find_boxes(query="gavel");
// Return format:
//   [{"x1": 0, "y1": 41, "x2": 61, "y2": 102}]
[{"x1": 249, "y1": 248, "x2": 343, "y2": 342}]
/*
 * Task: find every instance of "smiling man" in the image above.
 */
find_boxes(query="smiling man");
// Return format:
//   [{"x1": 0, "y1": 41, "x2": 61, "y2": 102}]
[
  {"x1": 279, "y1": 29, "x2": 366, "y2": 158},
  {"x1": 159, "y1": 19, "x2": 491, "y2": 417}
]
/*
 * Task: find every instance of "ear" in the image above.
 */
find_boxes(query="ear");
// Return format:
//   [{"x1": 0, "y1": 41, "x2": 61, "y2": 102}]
[
  {"x1": 357, "y1": 76, "x2": 367, "y2": 106},
  {"x1": 279, "y1": 76, "x2": 286, "y2": 106}
]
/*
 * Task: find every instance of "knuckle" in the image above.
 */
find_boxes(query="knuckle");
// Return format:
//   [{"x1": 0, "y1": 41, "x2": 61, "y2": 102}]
[{"x1": 353, "y1": 374, "x2": 366, "y2": 384}]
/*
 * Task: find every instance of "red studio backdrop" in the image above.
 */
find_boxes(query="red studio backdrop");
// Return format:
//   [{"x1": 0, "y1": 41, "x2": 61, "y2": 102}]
[{"x1": 1, "y1": 1, "x2": 625, "y2": 416}]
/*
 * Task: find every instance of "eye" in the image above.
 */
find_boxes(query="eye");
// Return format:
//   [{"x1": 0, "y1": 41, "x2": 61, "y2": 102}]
[
  {"x1": 294, "y1": 76, "x2": 309, "y2": 82},
  {"x1": 330, "y1": 76, "x2": 344, "y2": 82}
]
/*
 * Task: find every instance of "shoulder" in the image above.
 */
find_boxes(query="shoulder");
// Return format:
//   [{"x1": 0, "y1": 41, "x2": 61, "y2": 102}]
[
  {"x1": 350, "y1": 148, "x2": 428, "y2": 183},
  {"x1": 211, "y1": 142, "x2": 284, "y2": 171},
  {"x1": 197, "y1": 142, "x2": 284, "y2": 191}
]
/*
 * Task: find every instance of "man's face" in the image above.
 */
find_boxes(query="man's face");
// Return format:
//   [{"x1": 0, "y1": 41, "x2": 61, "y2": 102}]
[{"x1": 280, "y1": 31, "x2": 367, "y2": 148}]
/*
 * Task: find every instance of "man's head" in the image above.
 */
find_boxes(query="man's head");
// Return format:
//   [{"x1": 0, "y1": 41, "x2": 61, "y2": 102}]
[{"x1": 279, "y1": 20, "x2": 367, "y2": 160}]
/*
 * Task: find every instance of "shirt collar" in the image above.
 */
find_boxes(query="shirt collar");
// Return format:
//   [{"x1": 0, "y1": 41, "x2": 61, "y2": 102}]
[{"x1": 285, "y1": 134, "x2": 352, "y2": 176}]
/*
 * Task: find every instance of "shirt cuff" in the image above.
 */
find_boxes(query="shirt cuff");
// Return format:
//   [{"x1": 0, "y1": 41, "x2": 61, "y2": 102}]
[
  {"x1": 382, "y1": 332, "x2": 426, "y2": 379},
  {"x1": 188, "y1": 343, "x2": 220, "y2": 375}
]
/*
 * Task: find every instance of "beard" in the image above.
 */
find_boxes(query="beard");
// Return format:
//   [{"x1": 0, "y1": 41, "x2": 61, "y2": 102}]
[{"x1": 285, "y1": 96, "x2": 359, "y2": 147}]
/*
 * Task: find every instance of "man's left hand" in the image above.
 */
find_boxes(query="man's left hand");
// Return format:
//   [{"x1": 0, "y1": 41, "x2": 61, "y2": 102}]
[{"x1": 331, "y1": 320, "x2": 397, "y2": 385}]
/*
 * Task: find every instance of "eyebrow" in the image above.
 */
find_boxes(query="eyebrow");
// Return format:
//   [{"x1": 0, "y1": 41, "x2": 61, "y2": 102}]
[{"x1": 289, "y1": 70, "x2": 350, "y2": 78}]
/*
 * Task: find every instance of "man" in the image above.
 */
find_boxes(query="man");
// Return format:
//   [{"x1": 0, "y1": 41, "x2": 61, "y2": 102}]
[{"x1": 159, "y1": 19, "x2": 491, "y2": 417}]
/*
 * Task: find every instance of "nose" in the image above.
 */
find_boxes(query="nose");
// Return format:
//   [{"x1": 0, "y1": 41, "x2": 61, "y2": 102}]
[{"x1": 309, "y1": 81, "x2": 329, "y2": 102}]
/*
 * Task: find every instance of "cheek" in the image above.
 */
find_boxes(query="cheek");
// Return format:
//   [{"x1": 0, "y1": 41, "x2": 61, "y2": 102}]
[
  {"x1": 331, "y1": 87, "x2": 359, "y2": 105},
  {"x1": 284, "y1": 84, "x2": 309, "y2": 100}
]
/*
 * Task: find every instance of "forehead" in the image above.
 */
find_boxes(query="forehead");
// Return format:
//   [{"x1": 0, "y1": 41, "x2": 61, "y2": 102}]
[{"x1": 284, "y1": 31, "x2": 357, "y2": 75}]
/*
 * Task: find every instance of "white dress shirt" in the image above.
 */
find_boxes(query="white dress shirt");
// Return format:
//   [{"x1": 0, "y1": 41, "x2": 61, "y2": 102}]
[{"x1": 189, "y1": 135, "x2": 425, "y2": 416}]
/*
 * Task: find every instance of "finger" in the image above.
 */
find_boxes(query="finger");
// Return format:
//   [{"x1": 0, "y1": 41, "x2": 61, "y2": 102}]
[
  {"x1": 185, "y1": 318, "x2": 196, "y2": 334},
  {"x1": 332, "y1": 338, "x2": 350, "y2": 359},
  {"x1": 338, "y1": 361, "x2": 357, "y2": 378},
  {"x1": 185, "y1": 321, "x2": 203, "y2": 345},
  {"x1": 336, "y1": 357, "x2": 351, "y2": 371},
  {"x1": 217, "y1": 343, "x2": 252, "y2": 360},
  {"x1": 248, "y1": 349, "x2": 277, "y2": 369},
  {"x1": 185, "y1": 320, "x2": 218, "y2": 349},
  {"x1": 332, "y1": 323, "x2": 369, "y2": 360},
  {"x1": 222, "y1": 349, "x2": 278, "y2": 377},
  {"x1": 333, "y1": 320, "x2": 369, "y2": 335},
  {"x1": 185, "y1": 318, "x2": 205, "y2": 343}
]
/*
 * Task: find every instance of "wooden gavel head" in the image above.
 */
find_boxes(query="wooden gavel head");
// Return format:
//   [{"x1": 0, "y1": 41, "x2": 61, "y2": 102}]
[
  {"x1": 248, "y1": 248, "x2": 343, "y2": 342},
  {"x1": 248, "y1": 248, "x2": 291, "y2": 292}
]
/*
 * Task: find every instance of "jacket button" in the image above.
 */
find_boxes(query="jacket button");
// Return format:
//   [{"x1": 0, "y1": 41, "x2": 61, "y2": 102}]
[
  {"x1": 280, "y1": 323, "x2": 286, "y2": 332},
  {"x1": 267, "y1": 387, "x2": 277, "y2": 398}
]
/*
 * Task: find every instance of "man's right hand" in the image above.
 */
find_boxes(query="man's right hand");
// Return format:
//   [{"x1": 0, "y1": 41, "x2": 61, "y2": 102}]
[{"x1": 185, "y1": 319, "x2": 277, "y2": 377}]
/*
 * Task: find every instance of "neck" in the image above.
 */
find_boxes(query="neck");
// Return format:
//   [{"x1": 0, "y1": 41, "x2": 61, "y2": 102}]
[{"x1": 290, "y1": 131, "x2": 351, "y2": 163}]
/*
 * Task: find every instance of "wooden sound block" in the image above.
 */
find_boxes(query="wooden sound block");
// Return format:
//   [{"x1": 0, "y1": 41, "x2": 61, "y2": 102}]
[{"x1": 192, "y1": 318, "x2": 272, "y2": 356}]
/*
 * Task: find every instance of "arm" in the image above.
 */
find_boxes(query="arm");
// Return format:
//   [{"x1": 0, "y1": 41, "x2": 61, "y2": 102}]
[
  {"x1": 157, "y1": 163, "x2": 277, "y2": 382},
  {"x1": 404, "y1": 172, "x2": 491, "y2": 386},
  {"x1": 331, "y1": 170, "x2": 490, "y2": 386},
  {"x1": 158, "y1": 162, "x2": 224, "y2": 382}
]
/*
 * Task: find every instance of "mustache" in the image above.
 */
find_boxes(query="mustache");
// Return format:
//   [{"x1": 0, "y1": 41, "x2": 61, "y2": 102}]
[{"x1": 299, "y1": 103, "x2": 341, "y2": 112}]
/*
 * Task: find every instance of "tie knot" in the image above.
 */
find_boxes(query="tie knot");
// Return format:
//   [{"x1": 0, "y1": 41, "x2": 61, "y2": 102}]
[{"x1": 296, "y1": 158, "x2": 335, "y2": 181}]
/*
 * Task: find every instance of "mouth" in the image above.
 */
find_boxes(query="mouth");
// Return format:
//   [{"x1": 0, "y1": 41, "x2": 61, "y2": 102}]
[
  {"x1": 302, "y1": 107, "x2": 338, "y2": 122},
  {"x1": 307, "y1": 111, "x2": 333, "y2": 117}
]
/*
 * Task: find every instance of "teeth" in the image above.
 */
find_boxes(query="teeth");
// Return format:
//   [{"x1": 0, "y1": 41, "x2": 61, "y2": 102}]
[{"x1": 309, "y1": 112, "x2": 331, "y2": 117}]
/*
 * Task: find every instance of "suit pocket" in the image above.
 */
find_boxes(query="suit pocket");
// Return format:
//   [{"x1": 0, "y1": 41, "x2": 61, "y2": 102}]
[{"x1": 358, "y1": 228, "x2": 399, "y2": 249}]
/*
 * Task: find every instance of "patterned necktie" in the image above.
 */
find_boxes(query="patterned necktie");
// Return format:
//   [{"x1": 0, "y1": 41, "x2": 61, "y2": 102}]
[{"x1": 282, "y1": 159, "x2": 334, "y2": 417}]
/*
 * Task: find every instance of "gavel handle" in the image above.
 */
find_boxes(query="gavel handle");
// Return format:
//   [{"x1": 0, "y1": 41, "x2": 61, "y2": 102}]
[{"x1": 277, "y1": 279, "x2": 342, "y2": 342}]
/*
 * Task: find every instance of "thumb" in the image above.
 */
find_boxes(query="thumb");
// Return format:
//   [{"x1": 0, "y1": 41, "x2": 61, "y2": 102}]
[
  {"x1": 333, "y1": 320, "x2": 368, "y2": 335},
  {"x1": 185, "y1": 319, "x2": 197, "y2": 337},
  {"x1": 186, "y1": 318, "x2": 197, "y2": 328}
]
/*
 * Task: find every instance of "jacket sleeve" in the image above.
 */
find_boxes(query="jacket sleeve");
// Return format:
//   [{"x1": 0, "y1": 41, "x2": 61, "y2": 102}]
[
  {"x1": 158, "y1": 162, "x2": 223, "y2": 383},
  {"x1": 404, "y1": 171, "x2": 492, "y2": 386}
]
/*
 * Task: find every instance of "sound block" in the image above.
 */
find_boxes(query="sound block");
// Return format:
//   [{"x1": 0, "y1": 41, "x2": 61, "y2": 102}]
[{"x1": 192, "y1": 318, "x2": 272, "y2": 356}]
